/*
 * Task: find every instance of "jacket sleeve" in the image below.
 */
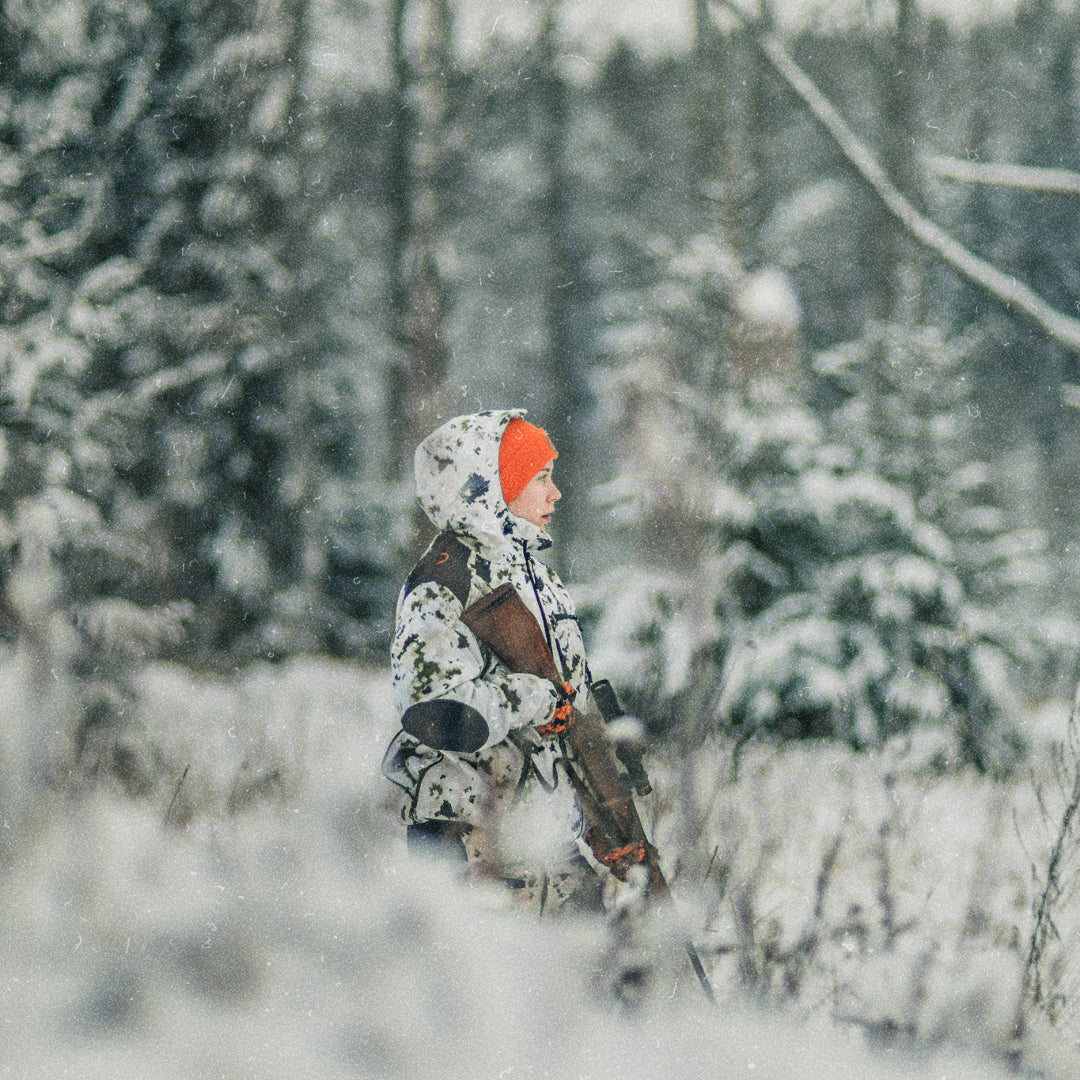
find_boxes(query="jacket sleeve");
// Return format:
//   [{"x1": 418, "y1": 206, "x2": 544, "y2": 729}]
[{"x1": 391, "y1": 580, "x2": 559, "y2": 752}]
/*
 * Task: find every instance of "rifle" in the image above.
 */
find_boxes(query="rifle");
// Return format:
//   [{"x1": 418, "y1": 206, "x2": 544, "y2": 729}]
[{"x1": 462, "y1": 582, "x2": 716, "y2": 1005}]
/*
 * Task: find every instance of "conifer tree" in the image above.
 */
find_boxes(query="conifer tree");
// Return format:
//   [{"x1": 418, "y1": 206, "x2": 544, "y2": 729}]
[
  {"x1": 587, "y1": 239, "x2": 1043, "y2": 771},
  {"x1": 0, "y1": 0, "x2": 326, "y2": 780}
]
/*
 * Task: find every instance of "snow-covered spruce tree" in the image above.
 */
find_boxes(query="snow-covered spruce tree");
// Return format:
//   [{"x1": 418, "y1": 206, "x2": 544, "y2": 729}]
[
  {"x1": 0, "y1": 0, "x2": 179, "y2": 791},
  {"x1": 103, "y1": 0, "x2": 329, "y2": 663},
  {"x1": 812, "y1": 324, "x2": 1065, "y2": 701},
  {"x1": 585, "y1": 238, "x2": 1035, "y2": 770},
  {"x1": 0, "y1": 0, "x2": 365, "y2": 790}
]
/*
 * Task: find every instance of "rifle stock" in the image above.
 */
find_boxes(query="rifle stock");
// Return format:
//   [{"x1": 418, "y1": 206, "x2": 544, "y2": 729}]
[
  {"x1": 463, "y1": 583, "x2": 644, "y2": 860},
  {"x1": 462, "y1": 582, "x2": 716, "y2": 1005},
  {"x1": 459, "y1": 583, "x2": 561, "y2": 683}
]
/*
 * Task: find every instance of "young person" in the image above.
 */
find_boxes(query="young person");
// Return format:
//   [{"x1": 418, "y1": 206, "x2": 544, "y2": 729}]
[{"x1": 382, "y1": 410, "x2": 604, "y2": 914}]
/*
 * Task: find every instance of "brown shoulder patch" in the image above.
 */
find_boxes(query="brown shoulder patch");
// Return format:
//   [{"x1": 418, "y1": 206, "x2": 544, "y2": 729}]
[{"x1": 403, "y1": 531, "x2": 472, "y2": 608}]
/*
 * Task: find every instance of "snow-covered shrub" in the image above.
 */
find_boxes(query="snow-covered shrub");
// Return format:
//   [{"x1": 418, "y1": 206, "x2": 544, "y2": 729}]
[
  {"x1": 0, "y1": 656, "x2": 1069, "y2": 1079},
  {"x1": 813, "y1": 324, "x2": 1067, "y2": 691},
  {"x1": 639, "y1": 728, "x2": 1079, "y2": 1069},
  {"x1": 587, "y1": 360, "x2": 1027, "y2": 768},
  {"x1": 1019, "y1": 690, "x2": 1080, "y2": 1034},
  {"x1": 584, "y1": 238, "x2": 1058, "y2": 770},
  {"x1": 0, "y1": 0, "x2": 397, "y2": 716}
]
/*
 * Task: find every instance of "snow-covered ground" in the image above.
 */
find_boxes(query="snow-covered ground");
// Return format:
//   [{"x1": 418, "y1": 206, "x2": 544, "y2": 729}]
[{"x1": 0, "y1": 657, "x2": 1077, "y2": 1078}]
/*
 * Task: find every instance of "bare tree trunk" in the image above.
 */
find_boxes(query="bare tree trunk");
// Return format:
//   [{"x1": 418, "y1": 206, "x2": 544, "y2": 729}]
[
  {"x1": 711, "y1": 0, "x2": 773, "y2": 268},
  {"x1": 691, "y1": 0, "x2": 725, "y2": 218},
  {"x1": 274, "y1": 0, "x2": 331, "y2": 649},
  {"x1": 385, "y1": 0, "x2": 453, "y2": 484},
  {"x1": 743, "y1": 0, "x2": 775, "y2": 267},
  {"x1": 385, "y1": 0, "x2": 414, "y2": 484},
  {"x1": 536, "y1": 1, "x2": 588, "y2": 550},
  {"x1": 701, "y1": 3, "x2": 801, "y2": 386},
  {"x1": 404, "y1": 0, "x2": 453, "y2": 451},
  {"x1": 383, "y1": 0, "x2": 456, "y2": 563},
  {"x1": 691, "y1": 8, "x2": 745, "y2": 389},
  {"x1": 715, "y1": 16, "x2": 754, "y2": 270},
  {"x1": 874, "y1": 0, "x2": 927, "y2": 324}
]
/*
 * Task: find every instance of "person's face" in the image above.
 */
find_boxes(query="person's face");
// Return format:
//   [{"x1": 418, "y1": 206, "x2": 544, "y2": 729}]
[{"x1": 507, "y1": 463, "x2": 561, "y2": 529}]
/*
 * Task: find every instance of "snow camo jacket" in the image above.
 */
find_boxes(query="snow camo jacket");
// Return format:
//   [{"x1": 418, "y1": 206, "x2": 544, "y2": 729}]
[{"x1": 383, "y1": 410, "x2": 591, "y2": 842}]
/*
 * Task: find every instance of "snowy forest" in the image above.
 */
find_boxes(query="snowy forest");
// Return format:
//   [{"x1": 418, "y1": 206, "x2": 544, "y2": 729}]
[{"x1": 7, "y1": 0, "x2": 1080, "y2": 1074}]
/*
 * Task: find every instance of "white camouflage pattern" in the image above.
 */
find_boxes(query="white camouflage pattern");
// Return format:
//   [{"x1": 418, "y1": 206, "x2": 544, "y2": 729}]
[{"x1": 384, "y1": 411, "x2": 598, "y2": 903}]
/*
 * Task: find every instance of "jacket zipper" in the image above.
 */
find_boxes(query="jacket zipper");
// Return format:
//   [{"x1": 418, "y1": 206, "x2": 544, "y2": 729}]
[
  {"x1": 520, "y1": 539, "x2": 553, "y2": 650},
  {"x1": 519, "y1": 539, "x2": 574, "y2": 684}
]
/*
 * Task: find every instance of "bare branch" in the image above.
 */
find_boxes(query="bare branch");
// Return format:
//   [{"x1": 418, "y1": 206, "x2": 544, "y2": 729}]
[
  {"x1": 1024, "y1": 689, "x2": 1080, "y2": 1008},
  {"x1": 927, "y1": 155, "x2": 1080, "y2": 199},
  {"x1": 710, "y1": 0, "x2": 1080, "y2": 355}
]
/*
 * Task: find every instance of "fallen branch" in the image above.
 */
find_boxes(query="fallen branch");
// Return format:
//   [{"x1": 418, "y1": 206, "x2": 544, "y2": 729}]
[{"x1": 710, "y1": 0, "x2": 1080, "y2": 355}]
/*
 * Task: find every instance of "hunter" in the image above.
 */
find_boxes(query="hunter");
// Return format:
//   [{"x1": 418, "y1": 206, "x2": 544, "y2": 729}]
[{"x1": 382, "y1": 409, "x2": 605, "y2": 914}]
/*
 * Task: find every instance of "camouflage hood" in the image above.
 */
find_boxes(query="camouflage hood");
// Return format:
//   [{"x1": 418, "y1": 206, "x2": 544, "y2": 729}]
[
  {"x1": 414, "y1": 409, "x2": 552, "y2": 553},
  {"x1": 390, "y1": 409, "x2": 590, "y2": 853}
]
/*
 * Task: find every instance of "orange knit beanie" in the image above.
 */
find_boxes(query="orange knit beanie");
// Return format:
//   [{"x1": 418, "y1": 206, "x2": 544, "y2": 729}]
[{"x1": 499, "y1": 418, "x2": 558, "y2": 504}]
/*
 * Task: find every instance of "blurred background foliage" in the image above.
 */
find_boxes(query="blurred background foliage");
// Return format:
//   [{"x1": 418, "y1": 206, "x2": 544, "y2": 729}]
[{"x1": 2, "y1": 0, "x2": 1080, "y2": 778}]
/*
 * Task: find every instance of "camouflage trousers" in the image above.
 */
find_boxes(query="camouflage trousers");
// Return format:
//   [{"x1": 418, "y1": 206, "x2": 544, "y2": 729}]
[{"x1": 407, "y1": 819, "x2": 604, "y2": 917}]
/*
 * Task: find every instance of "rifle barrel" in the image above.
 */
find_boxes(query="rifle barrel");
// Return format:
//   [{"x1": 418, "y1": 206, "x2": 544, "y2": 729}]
[{"x1": 463, "y1": 583, "x2": 716, "y2": 1005}]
